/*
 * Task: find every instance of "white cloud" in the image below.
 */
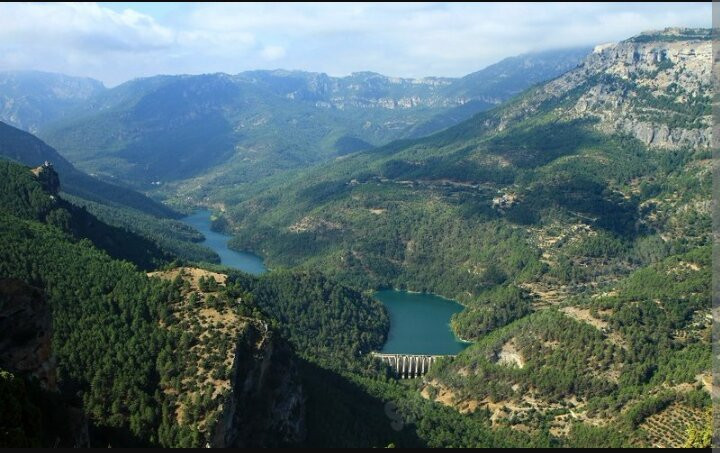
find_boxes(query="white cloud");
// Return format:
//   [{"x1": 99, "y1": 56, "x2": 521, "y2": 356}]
[
  {"x1": 0, "y1": 2, "x2": 175, "y2": 52},
  {"x1": 261, "y1": 45, "x2": 286, "y2": 61},
  {"x1": 0, "y1": 2, "x2": 711, "y2": 85}
]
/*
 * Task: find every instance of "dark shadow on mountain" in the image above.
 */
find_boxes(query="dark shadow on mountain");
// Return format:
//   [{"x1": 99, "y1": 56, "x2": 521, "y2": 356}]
[
  {"x1": 512, "y1": 174, "x2": 641, "y2": 238},
  {"x1": 486, "y1": 118, "x2": 602, "y2": 168},
  {"x1": 297, "y1": 358, "x2": 424, "y2": 448},
  {"x1": 116, "y1": 112, "x2": 236, "y2": 182}
]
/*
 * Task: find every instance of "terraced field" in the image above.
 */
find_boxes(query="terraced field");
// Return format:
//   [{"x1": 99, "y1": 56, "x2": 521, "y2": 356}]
[{"x1": 639, "y1": 403, "x2": 705, "y2": 448}]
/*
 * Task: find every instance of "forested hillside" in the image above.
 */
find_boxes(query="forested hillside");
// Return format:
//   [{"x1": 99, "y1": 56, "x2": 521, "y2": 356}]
[
  {"x1": 0, "y1": 160, "x2": 475, "y2": 447},
  {"x1": 26, "y1": 48, "x2": 587, "y2": 196},
  {"x1": 0, "y1": 121, "x2": 176, "y2": 218},
  {"x1": 0, "y1": 122, "x2": 221, "y2": 263},
  {"x1": 0, "y1": 159, "x2": 170, "y2": 269},
  {"x1": 0, "y1": 23, "x2": 711, "y2": 449},
  {"x1": 0, "y1": 158, "x2": 568, "y2": 448},
  {"x1": 214, "y1": 28, "x2": 711, "y2": 444},
  {"x1": 223, "y1": 29, "x2": 710, "y2": 294}
]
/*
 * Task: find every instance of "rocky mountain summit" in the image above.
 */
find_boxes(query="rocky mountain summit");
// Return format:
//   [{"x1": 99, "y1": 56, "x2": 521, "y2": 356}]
[{"x1": 492, "y1": 28, "x2": 711, "y2": 150}]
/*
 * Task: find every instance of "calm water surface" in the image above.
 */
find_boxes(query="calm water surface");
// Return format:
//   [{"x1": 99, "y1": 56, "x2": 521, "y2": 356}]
[
  {"x1": 181, "y1": 209, "x2": 267, "y2": 276},
  {"x1": 183, "y1": 211, "x2": 466, "y2": 353},
  {"x1": 375, "y1": 289, "x2": 469, "y2": 355}
]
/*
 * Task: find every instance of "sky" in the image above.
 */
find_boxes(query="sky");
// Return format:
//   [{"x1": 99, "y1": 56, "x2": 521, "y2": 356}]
[{"x1": 0, "y1": 2, "x2": 710, "y2": 86}]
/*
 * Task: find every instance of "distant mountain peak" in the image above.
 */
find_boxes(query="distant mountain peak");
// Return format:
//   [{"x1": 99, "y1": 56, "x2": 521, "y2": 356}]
[{"x1": 4, "y1": 47, "x2": 592, "y2": 187}]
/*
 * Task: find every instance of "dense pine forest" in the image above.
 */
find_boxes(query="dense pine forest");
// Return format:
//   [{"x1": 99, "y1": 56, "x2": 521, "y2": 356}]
[{"x1": 0, "y1": 20, "x2": 712, "y2": 449}]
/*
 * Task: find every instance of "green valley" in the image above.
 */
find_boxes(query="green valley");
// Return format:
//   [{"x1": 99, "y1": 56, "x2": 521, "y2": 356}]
[
  {"x1": 0, "y1": 8, "x2": 712, "y2": 448},
  {"x1": 16, "y1": 49, "x2": 588, "y2": 195},
  {"x1": 209, "y1": 28, "x2": 712, "y2": 445}
]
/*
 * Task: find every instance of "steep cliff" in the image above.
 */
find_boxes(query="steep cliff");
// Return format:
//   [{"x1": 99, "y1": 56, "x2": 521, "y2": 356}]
[
  {"x1": 0, "y1": 278, "x2": 55, "y2": 390},
  {"x1": 150, "y1": 267, "x2": 306, "y2": 447},
  {"x1": 491, "y1": 27, "x2": 711, "y2": 149},
  {"x1": 0, "y1": 278, "x2": 89, "y2": 448},
  {"x1": 212, "y1": 320, "x2": 306, "y2": 448}
]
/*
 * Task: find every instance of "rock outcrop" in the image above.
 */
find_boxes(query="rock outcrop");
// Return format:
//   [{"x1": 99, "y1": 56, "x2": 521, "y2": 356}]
[
  {"x1": 0, "y1": 278, "x2": 56, "y2": 390},
  {"x1": 212, "y1": 321, "x2": 306, "y2": 447},
  {"x1": 30, "y1": 161, "x2": 60, "y2": 196},
  {"x1": 0, "y1": 278, "x2": 89, "y2": 447},
  {"x1": 151, "y1": 267, "x2": 306, "y2": 447},
  {"x1": 566, "y1": 29, "x2": 711, "y2": 149},
  {"x1": 494, "y1": 28, "x2": 711, "y2": 150}
]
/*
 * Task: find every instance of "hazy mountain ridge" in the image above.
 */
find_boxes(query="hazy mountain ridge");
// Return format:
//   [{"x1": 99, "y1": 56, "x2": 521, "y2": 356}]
[
  {"x1": 4, "y1": 48, "x2": 589, "y2": 188},
  {"x1": 0, "y1": 121, "x2": 177, "y2": 217},
  {"x1": 223, "y1": 28, "x2": 712, "y2": 251},
  {"x1": 0, "y1": 71, "x2": 105, "y2": 134}
]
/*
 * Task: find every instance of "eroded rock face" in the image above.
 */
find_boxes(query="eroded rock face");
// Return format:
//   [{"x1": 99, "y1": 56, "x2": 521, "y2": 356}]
[
  {"x1": 564, "y1": 30, "x2": 711, "y2": 149},
  {"x1": 212, "y1": 321, "x2": 306, "y2": 447},
  {"x1": 493, "y1": 28, "x2": 711, "y2": 150},
  {"x1": 0, "y1": 278, "x2": 56, "y2": 390},
  {"x1": 0, "y1": 279, "x2": 89, "y2": 447}
]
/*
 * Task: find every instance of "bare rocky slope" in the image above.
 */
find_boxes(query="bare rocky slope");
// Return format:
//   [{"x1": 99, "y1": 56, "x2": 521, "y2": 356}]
[{"x1": 490, "y1": 27, "x2": 711, "y2": 149}]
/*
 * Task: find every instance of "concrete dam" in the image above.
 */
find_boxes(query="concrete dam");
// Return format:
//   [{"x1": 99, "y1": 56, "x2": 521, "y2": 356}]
[{"x1": 372, "y1": 353, "x2": 455, "y2": 379}]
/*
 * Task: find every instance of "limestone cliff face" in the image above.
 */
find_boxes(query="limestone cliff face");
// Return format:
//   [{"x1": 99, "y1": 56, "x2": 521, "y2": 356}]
[
  {"x1": 569, "y1": 29, "x2": 710, "y2": 149},
  {"x1": 211, "y1": 320, "x2": 306, "y2": 447},
  {"x1": 495, "y1": 28, "x2": 711, "y2": 150},
  {"x1": 0, "y1": 278, "x2": 56, "y2": 390},
  {"x1": 0, "y1": 278, "x2": 90, "y2": 447}
]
